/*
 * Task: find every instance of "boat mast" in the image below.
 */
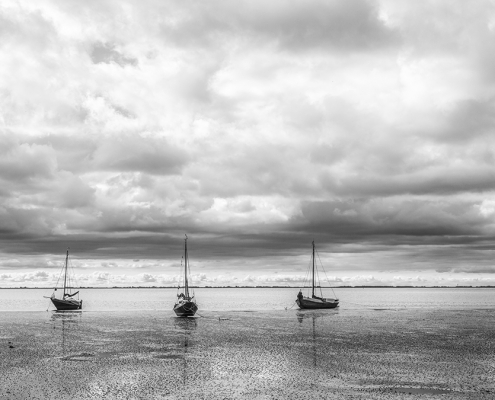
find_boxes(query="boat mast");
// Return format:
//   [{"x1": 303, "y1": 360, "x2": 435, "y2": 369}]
[
  {"x1": 312, "y1": 241, "x2": 315, "y2": 298},
  {"x1": 184, "y1": 235, "x2": 189, "y2": 298},
  {"x1": 63, "y1": 249, "x2": 69, "y2": 297}
]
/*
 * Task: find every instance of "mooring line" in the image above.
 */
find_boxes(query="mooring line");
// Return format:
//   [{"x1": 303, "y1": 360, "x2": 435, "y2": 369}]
[
  {"x1": 285, "y1": 301, "x2": 297, "y2": 311},
  {"x1": 339, "y1": 300, "x2": 404, "y2": 311},
  {"x1": 194, "y1": 312, "x2": 231, "y2": 321}
]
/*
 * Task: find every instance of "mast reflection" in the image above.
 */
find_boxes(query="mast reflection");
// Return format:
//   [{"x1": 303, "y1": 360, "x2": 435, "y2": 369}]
[
  {"x1": 51, "y1": 311, "x2": 81, "y2": 358},
  {"x1": 173, "y1": 317, "x2": 197, "y2": 385},
  {"x1": 296, "y1": 310, "x2": 338, "y2": 367}
]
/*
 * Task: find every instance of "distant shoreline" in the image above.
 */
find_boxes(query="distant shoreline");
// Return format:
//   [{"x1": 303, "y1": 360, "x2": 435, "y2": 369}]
[{"x1": 1, "y1": 286, "x2": 494, "y2": 289}]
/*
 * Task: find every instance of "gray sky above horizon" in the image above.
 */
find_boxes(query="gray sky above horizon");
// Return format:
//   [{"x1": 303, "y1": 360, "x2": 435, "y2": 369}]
[{"x1": 2, "y1": 0, "x2": 495, "y2": 287}]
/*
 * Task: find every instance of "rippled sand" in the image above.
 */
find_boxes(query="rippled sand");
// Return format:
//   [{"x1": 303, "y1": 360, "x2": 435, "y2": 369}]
[{"x1": 0, "y1": 307, "x2": 493, "y2": 399}]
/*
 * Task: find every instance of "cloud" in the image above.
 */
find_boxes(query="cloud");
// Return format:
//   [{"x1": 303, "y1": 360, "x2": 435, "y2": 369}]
[
  {"x1": 56, "y1": 172, "x2": 96, "y2": 209},
  {"x1": 243, "y1": 274, "x2": 306, "y2": 283},
  {"x1": 0, "y1": 138, "x2": 56, "y2": 182},
  {"x1": 91, "y1": 42, "x2": 138, "y2": 67},
  {"x1": 438, "y1": 266, "x2": 495, "y2": 274},
  {"x1": 157, "y1": 0, "x2": 398, "y2": 52},
  {"x1": 140, "y1": 273, "x2": 157, "y2": 283},
  {"x1": 296, "y1": 198, "x2": 484, "y2": 239},
  {"x1": 0, "y1": 270, "x2": 52, "y2": 282},
  {"x1": 1, "y1": 0, "x2": 495, "y2": 284},
  {"x1": 1, "y1": 268, "x2": 494, "y2": 287},
  {"x1": 92, "y1": 135, "x2": 189, "y2": 175}
]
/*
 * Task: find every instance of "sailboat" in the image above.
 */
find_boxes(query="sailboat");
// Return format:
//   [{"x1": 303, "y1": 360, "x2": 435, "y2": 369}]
[
  {"x1": 296, "y1": 241, "x2": 339, "y2": 309},
  {"x1": 173, "y1": 235, "x2": 198, "y2": 317},
  {"x1": 46, "y1": 249, "x2": 83, "y2": 311}
]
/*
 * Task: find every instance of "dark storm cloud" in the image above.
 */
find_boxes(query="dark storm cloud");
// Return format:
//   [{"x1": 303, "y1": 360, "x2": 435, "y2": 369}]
[
  {"x1": 297, "y1": 199, "x2": 483, "y2": 238},
  {"x1": 320, "y1": 167, "x2": 495, "y2": 197},
  {"x1": 440, "y1": 266, "x2": 495, "y2": 274}
]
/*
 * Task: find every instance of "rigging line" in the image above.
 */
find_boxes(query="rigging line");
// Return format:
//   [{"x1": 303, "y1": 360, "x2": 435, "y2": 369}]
[
  {"x1": 54, "y1": 259, "x2": 65, "y2": 291},
  {"x1": 177, "y1": 258, "x2": 184, "y2": 294},
  {"x1": 195, "y1": 312, "x2": 230, "y2": 320},
  {"x1": 314, "y1": 259, "x2": 321, "y2": 295},
  {"x1": 338, "y1": 300, "x2": 402, "y2": 311},
  {"x1": 67, "y1": 255, "x2": 71, "y2": 291},
  {"x1": 68, "y1": 254, "x2": 78, "y2": 289},
  {"x1": 303, "y1": 259, "x2": 310, "y2": 287},
  {"x1": 316, "y1": 248, "x2": 338, "y2": 299},
  {"x1": 302, "y1": 254, "x2": 312, "y2": 292},
  {"x1": 317, "y1": 267, "x2": 324, "y2": 297},
  {"x1": 44, "y1": 267, "x2": 61, "y2": 299},
  {"x1": 45, "y1": 296, "x2": 51, "y2": 311},
  {"x1": 188, "y1": 263, "x2": 195, "y2": 297},
  {"x1": 313, "y1": 247, "x2": 324, "y2": 297}
]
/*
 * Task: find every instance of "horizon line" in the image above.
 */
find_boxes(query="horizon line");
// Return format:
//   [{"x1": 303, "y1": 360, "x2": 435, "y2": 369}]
[{"x1": 1, "y1": 285, "x2": 494, "y2": 289}]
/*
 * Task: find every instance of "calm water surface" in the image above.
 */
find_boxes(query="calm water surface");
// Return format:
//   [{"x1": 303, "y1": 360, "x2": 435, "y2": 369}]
[{"x1": 0, "y1": 287, "x2": 493, "y2": 312}]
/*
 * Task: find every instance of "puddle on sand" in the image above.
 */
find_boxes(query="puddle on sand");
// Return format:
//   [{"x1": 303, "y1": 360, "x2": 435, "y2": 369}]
[
  {"x1": 96, "y1": 351, "x2": 118, "y2": 358},
  {"x1": 61, "y1": 352, "x2": 95, "y2": 362},
  {"x1": 388, "y1": 387, "x2": 451, "y2": 395}
]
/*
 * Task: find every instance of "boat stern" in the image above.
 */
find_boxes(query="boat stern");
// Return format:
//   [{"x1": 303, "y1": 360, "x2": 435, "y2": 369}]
[{"x1": 173, "y1": 300, "x2": 198, "y2": 317}]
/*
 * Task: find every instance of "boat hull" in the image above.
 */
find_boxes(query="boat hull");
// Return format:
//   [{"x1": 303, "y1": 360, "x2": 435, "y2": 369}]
[
  {"x1": 173, "y1": 301, "x2": 198, "y2": 317},
  {"x1": 296, "y1": 297, "x2": 339, "y2": 309},
  {"x1": 51, "y1": 297, "x2": 82, "y2": 311}
]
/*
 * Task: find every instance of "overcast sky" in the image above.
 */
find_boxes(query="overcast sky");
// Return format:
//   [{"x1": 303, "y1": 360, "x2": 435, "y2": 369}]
[{"x1": 2, "y1": 0, "x2": 495, "y2": 287}]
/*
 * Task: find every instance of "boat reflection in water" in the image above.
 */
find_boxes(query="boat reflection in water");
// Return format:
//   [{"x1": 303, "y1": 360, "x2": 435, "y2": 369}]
[
  {"x1": 174, "y1": 317, "x2": 197, "y2": 385},
  {"x1": 50, "y1": 311, "x2": 82, "y2": 359},
  {"x1": 296, "y1": 310, "x2": 338, "y2": 367}
]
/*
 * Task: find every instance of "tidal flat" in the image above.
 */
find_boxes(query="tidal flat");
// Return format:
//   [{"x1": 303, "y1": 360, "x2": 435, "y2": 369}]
[{"x1": 0, "y1": 307, "x2": 493, "y2": 399}]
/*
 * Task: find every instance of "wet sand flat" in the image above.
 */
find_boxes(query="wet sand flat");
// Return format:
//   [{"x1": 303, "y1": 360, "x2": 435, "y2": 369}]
[{"x1": 0, "y1": 308, "x2": 494, "y2": 399}]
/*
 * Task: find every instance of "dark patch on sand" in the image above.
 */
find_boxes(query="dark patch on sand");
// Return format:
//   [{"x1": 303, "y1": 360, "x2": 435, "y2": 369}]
[
  {"x1": 153, "y1": 354, "x2": 183, "y2": 359},
  {"x1": 61, "y1": 352, "x2": 95, "y2": 362},
  {"x1": 389, "y1": 387, "x2": 451, "y2": 394}
]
